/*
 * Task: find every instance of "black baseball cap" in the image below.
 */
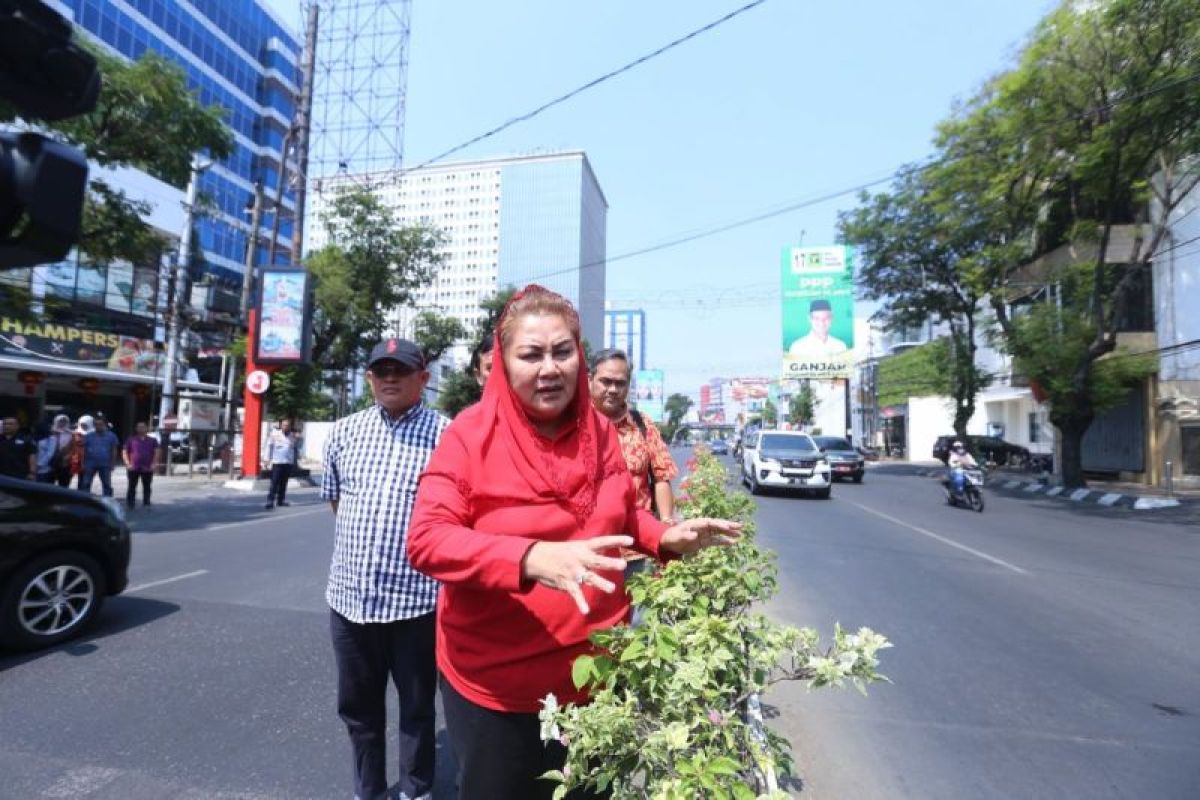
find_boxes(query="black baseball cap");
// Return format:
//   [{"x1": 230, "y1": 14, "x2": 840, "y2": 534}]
[
  {"x1": 810, "y1": 299, "x2": 832, "y2": 313},
  {"x1": 367, "y1": 338, "x2": 425, "y2": 370}
]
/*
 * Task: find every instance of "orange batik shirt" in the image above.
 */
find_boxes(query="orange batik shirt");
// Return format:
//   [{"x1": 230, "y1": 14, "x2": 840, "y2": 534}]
[{"x1": 612, "y1": 412, "x2": 678, "y2": 514}]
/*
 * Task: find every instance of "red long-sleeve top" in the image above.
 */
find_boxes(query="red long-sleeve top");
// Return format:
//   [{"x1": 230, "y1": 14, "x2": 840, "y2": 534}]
[{"x1": 407, "y1": 409, "x2": 670, "y2": 713}]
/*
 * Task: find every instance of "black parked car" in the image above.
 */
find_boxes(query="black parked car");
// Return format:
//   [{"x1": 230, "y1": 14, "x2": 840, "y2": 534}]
[
  {"x1": 932, "y1": 435, "x2": 1031, "y2": 467},
  {"x1": 0, "y1": 476, "x2": 131, "y2": 652}
]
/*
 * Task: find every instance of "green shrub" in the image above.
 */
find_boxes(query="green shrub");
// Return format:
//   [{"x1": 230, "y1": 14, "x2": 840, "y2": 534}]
[{"x1": 540, "y1": 447, "x2": 891, "y2": 799}]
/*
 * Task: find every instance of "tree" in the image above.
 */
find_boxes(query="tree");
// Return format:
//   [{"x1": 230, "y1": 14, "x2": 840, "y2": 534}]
[
  {"x1": 946, "y1": 0, "x2": 1200, "y2": 486},
  {"x1": 1, "y1": 45, "x2": 234, "y2": 271},
  {"x1": 762, "y1": 399, "x2": 778, "y2": 428},
  {"x1": 661, "y1": 393, "x2": 694, "y2": 444},
  {"x1": 787, "y1": 381, "x2": 817, "y2": 427},
  {"x1": 308, "y1": 189, "x2": 444, "y2": 369},
  {"x1": 412, "y1": 311, "x2": 466, "y2": 365},
  {"x1": 838, "y1": 162, "x2": 992, "y2": 439},
  {"x1": 436, "y1": 287, "x2": 517, "y2": 419}
]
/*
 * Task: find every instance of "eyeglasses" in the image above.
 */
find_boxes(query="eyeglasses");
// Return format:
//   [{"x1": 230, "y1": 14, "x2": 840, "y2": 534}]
[{"x1": 371, "y1": 364, "x2": 417, "y2": 379}]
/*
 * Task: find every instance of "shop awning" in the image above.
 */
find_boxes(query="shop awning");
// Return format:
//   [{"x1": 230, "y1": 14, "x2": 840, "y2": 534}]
[{"x1": 0, "y1": 354, "x2": 221, "y2": 393}]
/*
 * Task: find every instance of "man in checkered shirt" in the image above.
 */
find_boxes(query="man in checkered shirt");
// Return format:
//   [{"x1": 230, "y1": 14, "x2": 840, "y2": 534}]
[{"x1": 322, "y1": 337, "x2": 449, "y2": 800}]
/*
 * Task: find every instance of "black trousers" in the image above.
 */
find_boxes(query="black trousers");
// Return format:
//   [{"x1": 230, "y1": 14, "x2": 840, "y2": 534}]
[
  {"x1": 330, "y1": 609, "x2": 437, "y2": 800},
  {"x1": 126, "y1": 469, "x2": 153, "y2": 506},
  {"x1": 440, "y1": 675, "x2": 608, "y2": 800},
  {"x1": 267, "y1": 462, "x2": 291, "y2": 503}
]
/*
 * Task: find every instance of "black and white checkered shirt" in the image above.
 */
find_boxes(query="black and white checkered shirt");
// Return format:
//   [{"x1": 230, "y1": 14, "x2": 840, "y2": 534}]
[{"x1": 321, "y1": 402, "x2": 449, "y2": 623}]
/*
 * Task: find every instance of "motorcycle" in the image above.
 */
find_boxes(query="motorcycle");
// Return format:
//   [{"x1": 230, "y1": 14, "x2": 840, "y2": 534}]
[{"x1": 942, "y1": 467, "x2": 985, "y2": 512}]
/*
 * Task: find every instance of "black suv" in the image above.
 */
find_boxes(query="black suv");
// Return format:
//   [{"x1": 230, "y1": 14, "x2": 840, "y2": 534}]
[
  {"x1": 0, "y1": 476, "x2": 132, "y2": 651},
  {"x1": 932, "y1": 435, "x2": 1030, "y2": 467}
]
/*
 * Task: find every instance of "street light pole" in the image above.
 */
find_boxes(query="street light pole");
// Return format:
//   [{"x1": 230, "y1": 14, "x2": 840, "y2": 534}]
[{"x1": 159, "y1": 154, "x2": 211, "y2": 428}]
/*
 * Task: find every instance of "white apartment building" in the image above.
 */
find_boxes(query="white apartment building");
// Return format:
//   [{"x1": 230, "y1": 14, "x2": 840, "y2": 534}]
[{"x1": 307, "y1": 151, "x2": 608, "y2": 366}]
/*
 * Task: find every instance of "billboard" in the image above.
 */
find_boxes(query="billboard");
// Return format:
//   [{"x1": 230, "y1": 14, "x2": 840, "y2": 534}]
[
  {"x1": 254, "y1": 268, "x2": 313, "y2": 365},
  {"x1": 781, "y1": 245, "x2": 856, "y2": 380},
  {"x1": 633, "y1": 369, "x2": 665, "y2": 423}
]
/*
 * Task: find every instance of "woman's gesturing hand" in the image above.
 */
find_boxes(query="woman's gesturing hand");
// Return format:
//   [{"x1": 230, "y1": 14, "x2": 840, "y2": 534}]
[
  {"x1": 659, "y1": 517, "x2": 743, "y2": 556},
  {"x1": 521, "y1": 535, "x2": 634, "y2": 615}
]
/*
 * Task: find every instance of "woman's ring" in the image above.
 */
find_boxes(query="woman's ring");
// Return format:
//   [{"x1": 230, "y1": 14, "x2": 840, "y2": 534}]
[{"x1": 575, "y1": 570, "x2": 589, "y2": 585}]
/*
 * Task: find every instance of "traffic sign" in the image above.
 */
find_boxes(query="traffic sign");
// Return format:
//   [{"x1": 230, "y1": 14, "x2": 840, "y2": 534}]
[{"x1": 246, "y1": 370, "x2": 271, "y2": 394}]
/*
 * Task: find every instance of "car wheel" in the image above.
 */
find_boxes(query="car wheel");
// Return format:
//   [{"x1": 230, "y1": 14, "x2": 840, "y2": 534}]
[
  {"x1": 749, "y1": 473, "x2": 763, "y2": 496},
  {"x1": 0, "y1": 551, "x2": 107, "y2": 652},
  {"x1": 814, "y1": 487, "x2": 831, "y2": 499},
  {"x1": 852, "y1": 473, "x2": 863, "y2": 484}
]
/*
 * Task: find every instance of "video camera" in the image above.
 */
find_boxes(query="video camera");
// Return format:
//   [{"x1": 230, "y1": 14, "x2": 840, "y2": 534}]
[{"x1": 0, "y1": 0, "x2": 99, "y2": 269}]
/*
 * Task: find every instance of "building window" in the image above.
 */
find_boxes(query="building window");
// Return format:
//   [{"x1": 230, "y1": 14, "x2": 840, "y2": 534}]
[
  {"x1": 1183, "y1": 426, "x2": 1200, "y2": 476},
  {"x1": 1029, "y1": 413, "x2": 1042, "y2": 444}
]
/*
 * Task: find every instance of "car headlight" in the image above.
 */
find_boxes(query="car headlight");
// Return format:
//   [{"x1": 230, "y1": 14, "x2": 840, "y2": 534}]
[
  {"x1": 760, "y1": 458, "x2": 781, "y2": 469},
  {"x1": 816, "y1": 458, "x2": 829, "y2": 468},
  {"x1": 100, "y1": 496, "x2": 127, "y2": 523}
]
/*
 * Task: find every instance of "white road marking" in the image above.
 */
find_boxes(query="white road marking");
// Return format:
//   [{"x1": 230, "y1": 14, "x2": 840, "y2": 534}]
[
  {"x1": 199, "y1": 505, "x2": 329, "y2": 533},
  {"x1": 1098, "y1": 493, "x2": 1123, "y2": 507},
  {"x1": 125, "y1": 570, "x2": 208, "y2": 594},
  {"x1": 42, "y1": 766, "x2": 122, "y2": 798},
  {"x1": 850, "y1": 502, "x2": 1028, "y2": 575}
]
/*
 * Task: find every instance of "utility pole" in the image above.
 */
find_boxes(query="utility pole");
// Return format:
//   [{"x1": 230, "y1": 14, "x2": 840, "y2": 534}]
[
  {"x1": 159, "y1": 155, "x2": 211, "y2": 428},
  {"x1": 291, "y1": 3, "x2": 319, "y2": 266},
  {"x1": 240, "y1": 180, "x2": 264, "y2": 319}
]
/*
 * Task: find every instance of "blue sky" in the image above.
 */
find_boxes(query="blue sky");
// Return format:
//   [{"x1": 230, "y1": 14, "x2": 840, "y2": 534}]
[{"x1": 268, "y1": 0, "x2": 1055, "y2": 398}]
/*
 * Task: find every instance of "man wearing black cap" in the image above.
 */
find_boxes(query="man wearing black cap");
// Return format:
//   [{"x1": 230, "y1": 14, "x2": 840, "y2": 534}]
[
  {"x1": 320, "y1": 337, "x2": 448, "y2": 800},
  {"x1": 788, "y1": 298, "x2": 849, "y2": 359}
]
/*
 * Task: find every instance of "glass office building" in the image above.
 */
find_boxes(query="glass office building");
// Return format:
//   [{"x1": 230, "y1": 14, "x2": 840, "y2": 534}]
[{"x1": 61, "y1": 0, "x2": 302, "y2": 284}]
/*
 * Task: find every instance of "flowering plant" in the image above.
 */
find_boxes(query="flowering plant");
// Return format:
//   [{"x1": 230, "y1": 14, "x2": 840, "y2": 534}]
[{"x1": 539, "y1": 447, "x2": 891, "y2": 799}]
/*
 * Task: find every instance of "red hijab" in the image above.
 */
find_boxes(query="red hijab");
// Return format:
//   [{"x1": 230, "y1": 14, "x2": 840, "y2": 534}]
[{"x1": 468, "y1": 285, "x2": 622, "y2": 524}]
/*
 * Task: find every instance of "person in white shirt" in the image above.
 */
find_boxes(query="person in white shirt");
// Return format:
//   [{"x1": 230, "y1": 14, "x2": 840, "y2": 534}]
[
  {"x1": 947, "y1": 440, "x2": 978, "y2": 496},
  {"x1": 788, "y1": 298, "x2": 849, "y2": 359},
  {"x1": 262, "y1": 419, "x2": 297, "y2": 509}
]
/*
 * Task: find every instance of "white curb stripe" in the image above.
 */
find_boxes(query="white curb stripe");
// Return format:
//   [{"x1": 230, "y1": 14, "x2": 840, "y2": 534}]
[
  {"x1": 1004, "y1": 480, "x2": 1022, "y2": 489},
  {"x1": 1070, "y1": 489, "x2": 1091, "y2": 502},
  {"x1": 1023, "y1": 483, "x2": 1043, "y2": 492},
  {"x1": 1133, "y1": 496, "x2": 1182, "y2": 510},
  {"x1": 1045, "y1": 487, "x2": 1064, "y2": 496},
  {"x1": 1097, "y1": 493, "x2": 1123, "y2": 507}
]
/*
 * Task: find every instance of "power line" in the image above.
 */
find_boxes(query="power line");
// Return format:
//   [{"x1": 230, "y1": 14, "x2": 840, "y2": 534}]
[{"x1": 409, "y1": 0, "x2": 772, "y2": 170}]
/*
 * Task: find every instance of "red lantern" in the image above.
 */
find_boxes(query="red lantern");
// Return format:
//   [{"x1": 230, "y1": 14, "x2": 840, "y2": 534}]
[
  {"x1": 79, "y1": 377, "x2": 101, "y2": 395},
  {"x1": 17, "y1": 370, "x2": 43, "y2": 396},
  {"x1": 132, "y1": 384, "x2": 150, "y2": 401}
]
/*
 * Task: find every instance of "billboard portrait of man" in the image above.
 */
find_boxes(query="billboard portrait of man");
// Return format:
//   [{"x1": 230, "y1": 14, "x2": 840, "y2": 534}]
[{"x1": 788, "y1": 298, "x2": 849, "y2": 359}]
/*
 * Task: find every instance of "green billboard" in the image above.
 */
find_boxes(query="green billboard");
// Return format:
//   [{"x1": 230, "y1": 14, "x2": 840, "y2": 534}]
[{"x1": 781, "y1": 245, "x2": 856, "y2": 380}]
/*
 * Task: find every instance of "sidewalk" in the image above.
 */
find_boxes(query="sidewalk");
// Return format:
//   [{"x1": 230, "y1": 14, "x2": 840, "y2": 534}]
[{"x1": 883, "y1": 460, "x2": 1197, "y2": 512}]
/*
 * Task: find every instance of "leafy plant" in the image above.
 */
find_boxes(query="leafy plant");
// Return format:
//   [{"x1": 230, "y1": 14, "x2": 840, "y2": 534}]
[{"x1": 540, "y1": 449, "x2": 890, "y2": 799}]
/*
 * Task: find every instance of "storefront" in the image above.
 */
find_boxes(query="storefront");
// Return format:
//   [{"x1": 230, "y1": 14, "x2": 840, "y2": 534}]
[{"x1": 0, "y1": 315, "x2": 221, "y2": 435}]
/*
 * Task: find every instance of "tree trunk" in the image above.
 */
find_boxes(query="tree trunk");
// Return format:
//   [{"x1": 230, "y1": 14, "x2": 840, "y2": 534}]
[{"x1": 1055, "y1": 414, "x2": 1093, "y2": 490}]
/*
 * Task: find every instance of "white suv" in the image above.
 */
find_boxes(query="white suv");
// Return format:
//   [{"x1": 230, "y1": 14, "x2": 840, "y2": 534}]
[{"x1": 741, "y1": 431, "x2": 832, "y2": 499}]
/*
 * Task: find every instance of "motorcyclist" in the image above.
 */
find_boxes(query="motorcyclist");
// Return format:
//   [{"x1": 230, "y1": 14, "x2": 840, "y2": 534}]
[{"x1": 947, "y1": 440, "x2": 978, "y2": 496}]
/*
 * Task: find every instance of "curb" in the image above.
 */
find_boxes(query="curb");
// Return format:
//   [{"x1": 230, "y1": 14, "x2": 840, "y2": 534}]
[{"x1": 910, "y1": 468, "x2": 1183, "y2": 511}]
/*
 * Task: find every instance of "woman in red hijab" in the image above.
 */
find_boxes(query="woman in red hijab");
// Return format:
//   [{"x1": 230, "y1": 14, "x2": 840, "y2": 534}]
[{"x1": 408, "y1": 286, "x2": 740, "y2": 799}]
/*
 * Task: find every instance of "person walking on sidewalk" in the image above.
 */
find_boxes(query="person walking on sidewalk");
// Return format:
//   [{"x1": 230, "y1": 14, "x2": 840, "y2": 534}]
[
  {"x1": 263, "y1": 419, "x2": 297, "y2": 509},
  {"x1": 81, "y1": 415, "x2": 120, "y2": 496},
  {"x1": 321, "y1": 337, "x2": 447, "y2": 800},
  {"x1": 407, "y1": 286, "x2": 740, "y2": 800},
  {"x1": 0, "y1": 417, "x2": 36, "y2": 481},
  {"x1": 36, "y1": 414, "x2": 74, "y2": 486},
  {"x1": 123, "y1": 422, "x2": 158, "y2": 509}
]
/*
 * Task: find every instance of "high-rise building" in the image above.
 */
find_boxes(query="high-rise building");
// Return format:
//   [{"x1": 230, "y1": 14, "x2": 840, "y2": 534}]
[
  {"x1": 604, "y1": 308, "x2": 646, "y2": 374},
  {"x1": 308, "y1": 151, "x2": 608, "y2": 356},
  {"x1": 63, "y1": 0, "x2": 302, "y2": 282}
]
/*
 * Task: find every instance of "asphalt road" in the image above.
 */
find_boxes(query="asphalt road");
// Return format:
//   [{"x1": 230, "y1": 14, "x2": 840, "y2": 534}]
[
  {"x1": 741, "y1": 459, "x2": 1200, "y2": 799},
  {"x1": 2, "y1": 464, "x2": 1198, "y2": 798}
]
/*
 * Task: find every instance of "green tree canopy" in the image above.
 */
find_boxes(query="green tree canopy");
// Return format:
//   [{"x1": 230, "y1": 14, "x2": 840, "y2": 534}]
[{"x1": 1, "y1": 45, "x2": 234, "y2": 270}]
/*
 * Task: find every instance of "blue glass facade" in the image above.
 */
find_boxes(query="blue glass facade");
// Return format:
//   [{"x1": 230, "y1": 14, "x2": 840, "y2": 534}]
[
  {"x1": 497, "y1": 155, "x2": 607, "y2": 345},
  {"x1": 63, "y1": 0, "x2": 301, "y2": 285}
]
